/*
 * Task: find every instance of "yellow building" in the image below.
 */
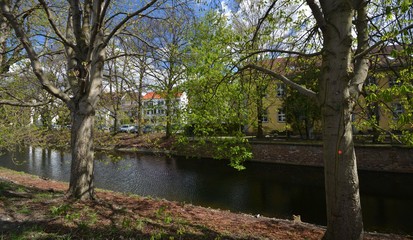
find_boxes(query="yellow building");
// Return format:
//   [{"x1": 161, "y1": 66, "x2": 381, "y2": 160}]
[
  {"x1": 246, "y1": 47, "x2": 412, "y2": 138},
  {"x1": 245, "y1": 80, "x2": 288, "y2": 136},
  {"x1": 244, "y1": 57, "x2": 320, "y2": 137}
]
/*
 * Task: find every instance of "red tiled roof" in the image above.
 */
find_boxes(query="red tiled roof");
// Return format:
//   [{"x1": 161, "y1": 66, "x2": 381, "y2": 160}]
[
  {"x1": 143, "y1": 92, "x2": 182, "y2": 100},
  {"x1": 142, "y1": 92, "x2": 161, "y2": 100}
]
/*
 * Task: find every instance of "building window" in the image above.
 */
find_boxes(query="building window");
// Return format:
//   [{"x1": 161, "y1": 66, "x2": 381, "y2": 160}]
[
  {"x1": 146, "y1": 110, "x2": 153, "y2": 115},
  {"x1": 276, "y1": 83, "x2": 285, "y2": 97},
  {"x1": 261, "y1": 114, "x2": 268, "y2": 122},
  {"x1": 144, "y1": 101, "x2": 154, "y2": 107},
  {"x1": 278, "y1": 108, "x2": 286, "y2": 122},
  {"x1": 158, "y1": 100, "x2": 165, "y2": 106},
  {"x1": 261, "y1": 110, "x2": 268, "y2": 123},
  {"x1": 157, "y1": 109, "x2": 165, "y2": 115},
  {"x1": 392, "y1": 103, "x2": 404, "y2": 120}
]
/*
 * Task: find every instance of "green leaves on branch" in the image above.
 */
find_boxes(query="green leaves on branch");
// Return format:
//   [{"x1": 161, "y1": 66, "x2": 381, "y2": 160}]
[
  {"x1": 181, "y1": 11, "x2": 252, "y2": 169},
  {"x1": 361, "y1": 49, "x2": 413, "y2": 145},
  {"x1": 212, "y1": 136, "x2": 252, "y2": 171}
]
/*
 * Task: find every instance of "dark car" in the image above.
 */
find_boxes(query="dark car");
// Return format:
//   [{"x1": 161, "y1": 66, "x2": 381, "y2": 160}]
[{"x1": 142, "y1": 125, "x2": 152, "y2": 133}]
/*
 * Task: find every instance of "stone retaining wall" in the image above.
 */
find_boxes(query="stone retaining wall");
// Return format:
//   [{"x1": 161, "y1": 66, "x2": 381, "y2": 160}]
[{"x1": 250, "y1": 141, "x2": 413, "y2": 173}]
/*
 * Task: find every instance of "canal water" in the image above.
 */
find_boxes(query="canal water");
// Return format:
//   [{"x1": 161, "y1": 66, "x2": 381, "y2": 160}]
[{"x1": 0, "y1": 147, "x2": 412, "y2": 235}]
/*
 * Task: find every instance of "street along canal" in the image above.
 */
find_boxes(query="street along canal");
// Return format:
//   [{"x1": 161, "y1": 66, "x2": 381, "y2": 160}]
[{"x1": 0, "y1": 147, "x2": 412, "y2": 235}]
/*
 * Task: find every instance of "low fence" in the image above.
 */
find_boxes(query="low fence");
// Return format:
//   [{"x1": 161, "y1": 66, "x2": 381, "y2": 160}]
[{"x1": 250, "y1": 141, "x2": 413, "y2": 173}]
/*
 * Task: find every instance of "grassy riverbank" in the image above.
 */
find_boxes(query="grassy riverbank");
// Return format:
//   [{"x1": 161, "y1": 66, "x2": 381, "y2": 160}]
[{"x1": 1, "y1": 167, "x2": 412, "y2": 240}]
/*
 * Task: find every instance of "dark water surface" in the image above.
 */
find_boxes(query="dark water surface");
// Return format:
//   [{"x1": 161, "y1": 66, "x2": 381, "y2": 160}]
[{"x1": 0, "y1": 147, "x2": 412, "y2": 235}]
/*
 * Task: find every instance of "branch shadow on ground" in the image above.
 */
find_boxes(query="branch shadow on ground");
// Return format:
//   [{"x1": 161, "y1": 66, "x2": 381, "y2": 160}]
[{"x1": 0, "y1": 179, "x2": 246, "y2": 239}]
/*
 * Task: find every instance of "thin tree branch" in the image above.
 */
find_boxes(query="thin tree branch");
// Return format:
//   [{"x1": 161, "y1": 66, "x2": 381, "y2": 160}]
[
  {"x1": 354, "y1": 23, "x2": 413, "y2": 59},
  {"x1": 103, "y1": 0, "x2": 159, "y2": 48},
  {"x1": 240, "y1": 49, "x2": 322, "y2": 63},
  {"x1": 118, "y1": 30, "x2": 157, "y2": 49},
  {"x1": 251, "y1": 0, "x2": 278, "y2": 44},
  {"x1": 0, "y1": 1, "x2": 71, "y2": 103},
  {"x1": 105, "y1": 52, "x2": 147, "y2": 62},
  {"x1": 241, "y1": 63, "x2": 318, "y2": 101},
  {"x1": 0, "y1": 99, "x2": 52, "y2": 107},
  {"x1": 37, "y1": 0, "x2": 75, "y2": 49}
]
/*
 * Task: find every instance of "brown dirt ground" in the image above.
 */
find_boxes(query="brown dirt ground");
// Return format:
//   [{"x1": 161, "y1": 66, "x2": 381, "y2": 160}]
[{"x1": 1, "y1": 168, "x2": 412, "y2": 240}]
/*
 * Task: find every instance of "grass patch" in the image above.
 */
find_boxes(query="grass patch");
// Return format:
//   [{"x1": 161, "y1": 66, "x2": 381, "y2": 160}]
[
  {"x1": 4, "y1": 225, "x2": 72, "y2": 240},
  {"x1": 16, "y1": 206, "x2": 32, "y2": 215}
]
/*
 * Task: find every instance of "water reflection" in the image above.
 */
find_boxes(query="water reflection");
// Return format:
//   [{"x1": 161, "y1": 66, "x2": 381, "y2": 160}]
[{"x1": 0, "y1": 147, "x2": 412, "y2": 235}]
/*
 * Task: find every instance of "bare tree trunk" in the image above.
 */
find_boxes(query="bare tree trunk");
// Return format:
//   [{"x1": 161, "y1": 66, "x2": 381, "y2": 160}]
[
  {"x1": 68, "y1": 99, "x2": 95, "y2": 200},
  {"x1": 137, "y1": 57, "x2": 145, "y2": 135},
  {"x1": 320, "y1": 1, "x2": 363, "y2": 238},
  {"x1": 322, "y1": 99, "x2": 363, "y2": 240},
  {"x1": 0, "y1": 17, "x2": 7, "y2": 74},
  {"x1": 256, "y1": 86, "x2": 264, "y2": 138},
  {"x1": 165, "y1": 97, "x2": 172, "y2": 138},
  {"x1": 66, "y1": 43, "x2": 104, "y2": 201}
]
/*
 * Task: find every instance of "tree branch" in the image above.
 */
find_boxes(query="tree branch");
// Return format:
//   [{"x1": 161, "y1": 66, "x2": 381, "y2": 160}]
[
  {"x1": 0, "y1": 99, "x2": 52, "y2": 107},
  {"x1": 68, "y1": 0, "x2": 85, "y2": 49},
  {"x1": 100, "y1": 0, "x2": 111, "y2": 28},
  {"x1": 305, "y1": 0, "x2": 326, "y2": 32},
  {"x1": 251, "y1": 0, "x2": 277, "y2": 44},
  {"x1": 37, "y1": 0, "x2": 75, "y2": 49},
  {"x1": 241, "y1": 63, "x2": 318, "y2": 101},
  {"x1": 354, "y1": 23, "x2": 413, "y2": 59},
  {"x1": 105, "y1": 52, "x2": 147, "y2": 62},
  {"x1": 240, "y1": 48, "x2": 322, "y2": 63},
  {"x1": 103, "y1": 0, "x2": 159, "y2": 48},
  {"x1": 0, "y1": 1, "x2": 71, "y2": 103},
  {"x1": 350, "y1": 0, "x2": 370, "y2": 95}
]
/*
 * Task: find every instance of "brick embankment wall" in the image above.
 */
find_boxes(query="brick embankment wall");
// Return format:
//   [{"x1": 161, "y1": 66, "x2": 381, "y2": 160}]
[{"x1": 250, "y1": 141, "x2": 413, "y2": 173}]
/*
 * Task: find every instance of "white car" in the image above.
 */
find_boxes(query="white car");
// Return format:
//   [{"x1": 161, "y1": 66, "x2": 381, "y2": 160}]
[{"x1": 119, "y1": 125, "x2": 137, "y2": 133}]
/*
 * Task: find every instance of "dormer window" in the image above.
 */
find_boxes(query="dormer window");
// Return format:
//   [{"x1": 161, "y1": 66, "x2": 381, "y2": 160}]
[{"x1": 276, "y1": 83, "x2": 285, "y2": 97}]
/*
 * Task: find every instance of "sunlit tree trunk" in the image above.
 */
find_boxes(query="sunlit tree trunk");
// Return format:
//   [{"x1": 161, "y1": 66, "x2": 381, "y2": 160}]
[
  {"x1": 0, "y1": 17, "x2": 7, "y2": 74},
  {"x1": 137, "y1": 56, "x2": 145, "y2": 135},
  {"x1": 68, "y1": 104, "x2": 95, "y2": 200},
  {"x1": 66, "y1": 42, "x2": 104, "y2": 200},
  {"x1": 165, "y1": 96, "x2": 172, "y2": 138},
  {"x1": 319, "y1": 0, "x2": 365, "y2": 238},
  {"x1": 256, "y1": 86, "x2": 264, "y2": 138},
  {"x1": 321, "y1": 91, "x2": 363, "y2": 239}
]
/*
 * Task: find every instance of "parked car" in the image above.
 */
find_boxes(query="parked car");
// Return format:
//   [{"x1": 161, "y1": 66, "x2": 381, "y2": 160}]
[
  {"x1": 119, "y1": 124, "x2": 137, "y2": 133},
  {"x1": 142, "y1": 125, "x2": 152, "y2": 134}
]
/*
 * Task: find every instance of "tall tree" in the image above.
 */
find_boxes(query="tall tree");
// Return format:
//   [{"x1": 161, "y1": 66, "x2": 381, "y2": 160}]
[
  {"x1": 184, "y1": 11, "x2": 252, "y2": 169},
  {"x1": 118, "y1": 24, "x2": 155, "y2": 135},
  {"x1": 0, "y1": 0, "x2": 161, "y2": 200},
  {"x1": 237, "y1": 0, "x2": 412, "y2": 239},
  {"x1": 147, "y1": 0, "x2": 193, "y2": 138}
]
